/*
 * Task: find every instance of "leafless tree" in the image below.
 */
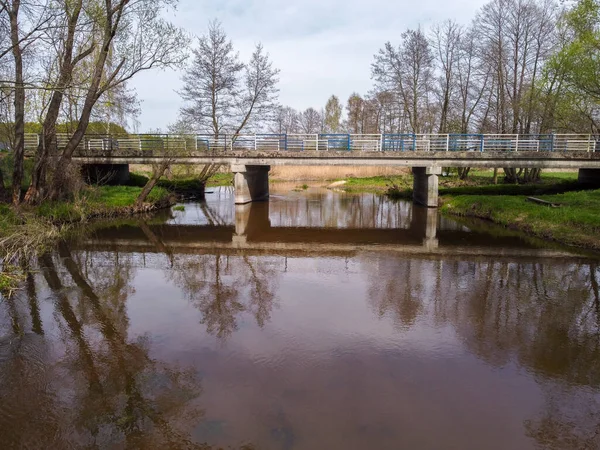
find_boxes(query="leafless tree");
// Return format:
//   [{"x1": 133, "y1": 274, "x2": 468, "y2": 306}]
[
  {"x1": 431, "y1": 20, "x2": 462, "y2": 133},
  {"x1": 178, "y1": 20, "x2": 279, "y2": 139},
  {"x1": 270, "y1": 105, "x2": 300, "y2": 134},
  {"x1": 298, "y1": 107, "x2": 322, "y2": 133},
  {"x1": 372, "y1": 28, "x2": 435, "y2": 133}
]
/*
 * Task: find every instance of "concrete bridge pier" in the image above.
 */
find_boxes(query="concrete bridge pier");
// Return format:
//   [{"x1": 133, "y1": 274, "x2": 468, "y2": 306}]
[
  {"x1": 232, "y1": 164, "x2": 270, "y2": 204},
  {"x1": 233, "y1": 201, "x2": 271, "y2": 246},
  {"x1": 412, "y1": 166, "x2": 441, "y2": 208},
  {"x1": 410, "y1": 206, "x2": 439, "y2": 249},
  {"x1": 82, "y1": 163, "x2": 130, "y2": 185},
  {"x1": 578, "y1": 168, "x2": 600, "y2": 186}
]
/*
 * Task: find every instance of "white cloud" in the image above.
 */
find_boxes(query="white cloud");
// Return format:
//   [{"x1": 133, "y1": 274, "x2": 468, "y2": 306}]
[{"x1": 132, "y1": 0, "x2": 489, "y2": 131}]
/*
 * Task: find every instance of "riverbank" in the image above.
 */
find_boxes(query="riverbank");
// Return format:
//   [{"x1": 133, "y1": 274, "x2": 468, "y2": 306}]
[
  {"x1": 0, "y1": 184, "x2": 175, "y2": 293},
  {"x1": 442, "y1": 190, "x2": 600, "y2": 250}
]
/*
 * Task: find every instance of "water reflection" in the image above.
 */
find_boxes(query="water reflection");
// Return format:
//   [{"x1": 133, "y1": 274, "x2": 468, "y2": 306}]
[{"x1": 0, "y1": 188, "x2": 599, "y2": 449}]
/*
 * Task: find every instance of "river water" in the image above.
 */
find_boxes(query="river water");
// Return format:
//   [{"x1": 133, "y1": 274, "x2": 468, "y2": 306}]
[{"x1": 1, "y1": 187, "x2": 600, "y2": 450}]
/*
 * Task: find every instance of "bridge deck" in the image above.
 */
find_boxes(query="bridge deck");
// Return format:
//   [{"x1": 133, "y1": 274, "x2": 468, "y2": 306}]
[{"x1": 71, "y1": 150, "x2": 600, "y2": 169}]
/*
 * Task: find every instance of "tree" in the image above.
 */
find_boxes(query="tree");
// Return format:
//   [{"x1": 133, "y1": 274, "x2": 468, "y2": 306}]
[
  {"x1": 42, "y1": 0, "x2": 188, "y2": 201},
  {"x1": 179, "y1": 20, "x2": 243, "y2": 137},
  {"x1": 299, "y1": 107, "x2": 322, "y2": 133},
  {"x1": 345, "y1": 93, "x2": 365, "y2": 133},
  {"x1": 372, "y1": 28, "x2": 435, "y2": 133},
  {"x1": 550, "y1": 0, "x2": 600, "y2": 101},
  {"x1": 270, "y1": 105, "x2": 300, "y2": 134},
  {"x1": 0, "y1": 0, "x2": 50, "y2": 205},
  {"x1": 324, "y1": 95, "x2": 342, "y2": 132},
  {"x1": 431, "y1": 20, "x2": 462, "y2": 133},
  {"x1": 232, "y1": 43, "x2": 279, "y2": 137},
  {"x1": 178, "y1": 21, "x2": 279, "y2": 138}
]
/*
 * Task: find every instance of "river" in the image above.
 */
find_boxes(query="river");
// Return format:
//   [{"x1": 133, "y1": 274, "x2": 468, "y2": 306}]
[{"x1": 1, "y1": 186, "x2": 599, "y2": 450}]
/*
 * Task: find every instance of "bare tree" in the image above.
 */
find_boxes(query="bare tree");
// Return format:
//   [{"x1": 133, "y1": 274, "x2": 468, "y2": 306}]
[
  {"x1": 232, "y1": 43, "x2": 279, "y2": 137},
  {"x1": 178, "y1": 20, "x2": 243, "y2": 137},
  {"x1": 372, "y1": 28, "x2": 435, "y2": 133},
  {"x1": 270, "y1": 105, "x2": 300, "y2": 134},
  {"x1": 431, "y1": 20, "x2": 462, "y2": 133},
  {"x1": 299, "y1": 107, "x2": 322, "y2": 133}
]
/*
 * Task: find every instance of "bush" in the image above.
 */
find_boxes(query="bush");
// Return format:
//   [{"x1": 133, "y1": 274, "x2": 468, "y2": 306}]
[{"x1": 128, "y1": 172, "x2": 150, "y2": 187}]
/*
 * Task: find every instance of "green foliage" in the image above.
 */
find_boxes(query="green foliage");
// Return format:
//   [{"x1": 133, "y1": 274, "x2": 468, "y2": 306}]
[
  {"x1": 549, "y1": 0, "x2": 600, "y2": 99},
  {"x1": 157, "y1": 178, "x2": 205, "y2": 193},
  {"x1": 36, "y1": 201, "x2": 83, "y2": 222},
  {"x1": 173, "y1": 205, "x2": 185, "y2": 212},
  {"x1": 90, "y1": 185, "x2": 169, "y2": 208},
  {"x1": 206, "y1": 172, "x2": 233, "y2": 186},
  {"x1": 0, "y1": 154, "x2": 35, "y2": 187},
  {"x1": 127, "y1": 172, "x2": 150, "y2": 187}
]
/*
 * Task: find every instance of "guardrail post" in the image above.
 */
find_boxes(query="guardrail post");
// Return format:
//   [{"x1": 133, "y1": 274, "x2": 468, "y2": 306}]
[
  {"x1": 515, "y1": 134, "x2": 519, "y2": 152},
  {"x1": 480, "y1": 134, "x2": 484, "y2": 152},
  {"x1": 315, "y1": 134, "x2": 319, "y2": 151},
  {"x1": 379, "y1": 133, "x2": 383, "y2": 152},
  {"x1": 413, "y1": 133, "x2": 417, "y2": 151},
  {"x1": 446, "y1": 134, "x2": 449, "y2": 152},
  {"x1": 588, "y1": 134, "x2": 592, "y2": 152},
  {"x1": 347, "y1": 134, "x2": 351, "y2": 151}
]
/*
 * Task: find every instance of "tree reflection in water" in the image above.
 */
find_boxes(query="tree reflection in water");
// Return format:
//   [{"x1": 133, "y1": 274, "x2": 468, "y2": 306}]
[
  {"x1": 167, "y1": 252, "x2": 279, "y2": 340},
  {"x1": 0, "y1": 246, "x2": 232, "y2": 449},
  {"x1": 366, "y1": 256, "x2": 600, "y2": 448}
]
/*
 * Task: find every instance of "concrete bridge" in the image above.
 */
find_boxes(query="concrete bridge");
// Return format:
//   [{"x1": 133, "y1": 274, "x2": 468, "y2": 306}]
[
  {"x1": 76, "y1": 201, "x2": 589, "y2": 261},
  {"x1": 25, "y1": 132, "x2": 600, "y2": 207}
]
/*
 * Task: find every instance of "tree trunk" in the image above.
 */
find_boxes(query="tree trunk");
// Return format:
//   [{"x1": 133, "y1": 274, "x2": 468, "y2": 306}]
[
  {"x1": 135, "y1": 161, "x2": 170, "y2": 208},
  {"x1": 25, "y1": 1, "x2": 85, "y2": 205},
  {"x1": 48, "y1": 3, "x2": 124, "y2": 201},
  {"x1": 0, "y1": 165, "x2": 6, "y2": 199},
  {"x1": 10, "y1": 0, "x2": 25, "y2": 206},
  {"x1": 492, "y1": 168, "x2": 498, "y2": 185}
]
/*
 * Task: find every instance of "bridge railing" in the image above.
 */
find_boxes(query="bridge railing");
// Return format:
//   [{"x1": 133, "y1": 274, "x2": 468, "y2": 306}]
[{"x1": 19, "y1": 132, "x2": 600, "y2": 156}]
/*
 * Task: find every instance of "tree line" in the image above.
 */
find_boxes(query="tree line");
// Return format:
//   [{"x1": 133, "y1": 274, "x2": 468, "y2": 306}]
[{"x1": 272, "y1": 0, "x2": 600, "y2": 139}]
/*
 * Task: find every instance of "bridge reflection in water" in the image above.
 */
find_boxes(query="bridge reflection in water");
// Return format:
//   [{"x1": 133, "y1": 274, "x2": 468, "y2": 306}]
[{"x1": 79, "y1": 187, "x2": 583, "y2": 261}]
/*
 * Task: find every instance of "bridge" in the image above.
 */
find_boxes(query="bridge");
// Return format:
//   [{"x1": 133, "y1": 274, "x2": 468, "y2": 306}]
[
  {"x1": 25, "y1": 132, "x2": 600, "y2": 207},
  {"x1": 76, "y1": 201, "x2": 590, "y2": 261}
]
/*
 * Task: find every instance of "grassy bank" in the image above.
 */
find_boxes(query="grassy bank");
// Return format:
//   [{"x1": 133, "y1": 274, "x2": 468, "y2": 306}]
[
  {"x1": 0, "y1": 184, "x2": 174, "y2": 293},
  {"x1": 442, "y1": 189, "x2": 600, "y2": 249}
]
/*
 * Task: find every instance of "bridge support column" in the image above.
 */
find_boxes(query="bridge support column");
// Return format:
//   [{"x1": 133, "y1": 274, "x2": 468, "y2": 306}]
[
  {"x1": 82, "y1": 164, "x2": 130, "y2": 185},
  {"x1": 412, "y1": 166, "x2": 441, "y2": 208},
  {"x1": 232, "y1": 165, "x2": 270, "y2": 204},
  {"x1": 233, "y1": 202, "x2": 270, "y2": 246},
  {"x1": 578, "y1": 168, "x2": 600, "y2": 186},
  {"x1": 411, "y1": 206, "x2": 439, "y2": 249}
]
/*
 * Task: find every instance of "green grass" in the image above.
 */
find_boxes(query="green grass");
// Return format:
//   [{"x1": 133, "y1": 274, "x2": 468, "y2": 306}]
[
  {"x1": 336, "y1": 176, "x2": 412, "y2": 193},
  {"x1": 206, "y1": 172, "x2": 233, "y2": 186},
  {"x1": 34, "y1": 185, "x2": 171, "y2": 222},
  {"x1": 173, "y1": 205, "x2": 185, "y2": 212},
  {"x1": 442, "y1": 189, "x2": 600, "y2": 249}
]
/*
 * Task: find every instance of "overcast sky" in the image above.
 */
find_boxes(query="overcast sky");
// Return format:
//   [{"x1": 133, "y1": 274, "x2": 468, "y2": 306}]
[{"x1": 131, "y1": 0, "x2": 489, "y2": 132}]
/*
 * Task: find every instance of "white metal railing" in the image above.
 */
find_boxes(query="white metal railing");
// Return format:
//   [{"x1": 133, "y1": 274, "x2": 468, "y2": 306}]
[{"x1": 20, "y1": 132, "x2": 600, "y2": 154}]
